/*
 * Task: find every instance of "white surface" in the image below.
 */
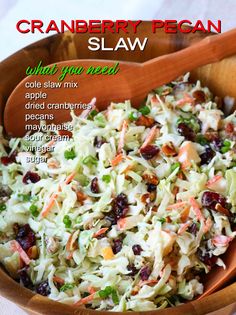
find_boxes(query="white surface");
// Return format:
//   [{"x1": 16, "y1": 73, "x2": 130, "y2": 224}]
[
  {"x1": 0, "y1": 0, "x2": 236, "y2": 314},
  {"x1": 0, "y1": 296, "x2": 26, "y2": 315},
  {"x1": 0, "y1": 0, "x2": 236, "y2": 61}
]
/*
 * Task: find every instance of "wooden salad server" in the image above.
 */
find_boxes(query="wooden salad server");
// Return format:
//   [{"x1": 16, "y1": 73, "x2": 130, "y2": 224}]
[{"x1": 4, "y1": 28, "x2": 236, "y2": 137}]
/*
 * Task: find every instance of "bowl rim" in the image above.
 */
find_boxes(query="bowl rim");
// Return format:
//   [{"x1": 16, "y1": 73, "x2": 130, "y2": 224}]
[
  {"x1": 0, "y1": 25, "x2": 236, "y2": 315},
  {"x1": 0, "y1": 266, "x2": 235, "y2": 315}
]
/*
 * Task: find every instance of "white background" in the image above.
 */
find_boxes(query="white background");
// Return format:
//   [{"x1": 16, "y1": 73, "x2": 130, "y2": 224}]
[
  {"x1": 0, "y1": 0, "x2": 236, "y2": 61},
  {"x1": 0, "y1": 0, "x2": 236, "y2": 314}
]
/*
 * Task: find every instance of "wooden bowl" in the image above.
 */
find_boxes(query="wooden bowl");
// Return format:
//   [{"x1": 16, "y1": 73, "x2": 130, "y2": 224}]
[{"x1": 0, "y1": 22, "x2": 236, "y2": 314}]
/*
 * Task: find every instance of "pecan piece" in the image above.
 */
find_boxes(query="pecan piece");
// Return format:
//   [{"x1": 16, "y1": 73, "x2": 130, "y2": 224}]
[
  {"x1": 192, "y1": 90, "x2": 206, "y2": 104},
  {"x1": 161, "y1": 142, "x2": 177, "y2": 156},
  {"x1": 135, "y1": 115, "x2": 155, "y2": 127}
]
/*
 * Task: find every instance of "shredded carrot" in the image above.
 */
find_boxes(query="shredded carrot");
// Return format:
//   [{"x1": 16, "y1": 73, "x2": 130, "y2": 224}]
[
  {"x1": 53, "y1": 276, "x2": 65, "y2": 284},
  {"x1": 111, "y1": 153, "x2": 123, "y2": 167},
  {"x1": 80, "y1": 97, "x2": 97, "y2": 118},
  {"x1": 206, "y1": 175, "x2": 222, "y2": 187},
  {"x1": 66, "y1": 234, "x2": 74, "y2": 252},
  {"x1": 189, "y1": 197, "x2": 204, "y2": 221},
  {"x1": 139, "y1": 279, "x2": 158, "y2": 287},
  {"x1": 66, "y1": 230, "x2": 80, "y2": 252},
  {"x1": 41, "y1": 171, "x2": 77, "y2": 218},
  {"x1": 101, "y1": 246, "x2": 114, "y2": 260},
  {"x1": 64, "y1": 171, "x2": 77, "y2": 185},
  {"x1": 180, "y1": 206, "x2": 190, "y2": 222},
  {"x1": 93, "y1": 228, "x2": 109, "y2": 238},
  {"x1": 117, "y1": 120, "x2": 128, "y2": 154},
  {"x1": 10, "y1": 240, "x2": 31, "y2": 265},
  {"x1": 117, "y1": 218, "x2": 127, "y2": 230},
  {"x1": 88, "y1": 287, "x2": 97, "y2": 294},
  {"x1": 74, "y1": 292, "x2": 97, "y2": 306},
  {"x1": 141, "y1": 125, "x2": 158, "y2": 149},
  {"x1": 203, "y1": 217, "x2": 213, "y2": 234},
  {"x1": 166, "y1": 201, "x2": 188, "y2": 210},
  {"x1": 41, "y1": 192, "x2": 58, "y2": 218},
  {"x1": 176, "y1": 93, "x2": 194, "y2": 107},
  {"x1": 178, "y1": 222, "x2": 191, "y2": 235}
]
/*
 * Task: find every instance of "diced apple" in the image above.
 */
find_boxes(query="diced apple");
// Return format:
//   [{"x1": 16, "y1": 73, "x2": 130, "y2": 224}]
[
  {"x1": 4, "y1": 252, "x2": 21, "y2": 278},
  {"x1": 206, "y1": 175, "x2": 227, "y2": 193},
  {"x1": 161, "y1": 231, "x2": 176, "y2": 256},
  {"x1": 198, "y1": 109, "x2": 222, "y2": 133},
  {"x1": 117, "y1": 214, "x2": 144, "y2": 231},
  {"x1": 178, "y1": 141, "x2": 201, "y2": 169}
]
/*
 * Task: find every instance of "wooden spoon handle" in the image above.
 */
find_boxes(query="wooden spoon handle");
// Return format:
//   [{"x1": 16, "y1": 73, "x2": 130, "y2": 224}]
[
  {"x1": 145, "y1": 27, "x2": 236, "y2": 67},
  {"x1": 126, "y1": 28, "x2": 236, "y2": 97}
]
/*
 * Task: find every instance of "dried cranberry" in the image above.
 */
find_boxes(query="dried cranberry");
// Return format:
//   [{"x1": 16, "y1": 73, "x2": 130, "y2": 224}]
[
  {"x1": 18, "y1": 231, "x2": 36, "y2": 251},
  {"x1": 1, "y1": 157, "x2": 12, "y2": 166},
  {"x1": 140, "y1": 266, "x2": 151, "y2": 281},
  {"x1": 187, "y1": 223, "x2": 198, "y2": 235},
  {"x1": 147, "y1": 183, "x2": 157, "y2": 192},
  {"x1": 132, "y1": 244, "x2": 143, "y2": 255},
  {"x1": 117, "y1": 207, "x2": 129, "y2": 220},
  {"x1": 18, "y1": 268, "x2": 33, "y2": 289},
  {"x1": 17, "y1": 224, "x2": 31, "y2": 238},
  {"x1": 212, "y1": 138, "x2": 223, "y2": 152},
  {"x1": 112, "y1": 239, "x2": 123, "y2": 254},
  {"x1": 140, "y1": 145, "x2": 159, "y2": 160},
  {"x1": 90, "y1": 177, "x2": 99, "y2": 193},
  {"x1": 116, "y1": 193, "x2": 128, "y2": 210},
  {"x1": 16, "y1": 224, "x2": 36, "y2": 251},
  {"x1": 106, "y1": 193, "x2": 129, "y2": 224},
  {"x1": 112, "y1": 193, "x2": 129, "y2": 220},
  {"x1": 200, "y1": 146, "x2": 215, "y2": 165},
  {"x1": 0, "y1": 151, "x2": 17, "y2": 166},
  {"x1": 197, "y1": 249, "x2": 217, "y2": 267},
  {"x1": 22, "y1": 171, "x2": 40, "y2": 184},
  {"x1": 225, "y1": 122, "x2": 234, "y2": 134},
  {"x1": 177, "y1": 123, "x2": 195, "y2": 141},
  {"x1": 94, "y1": 136, "x2": 106, "y2": 148},
  {"x1": 202, "y1": 191, "x2": 226, "y2": 211},
  {"x1": 36, "y1": 280, "x2": 51, "y2": 296},
  {"x1": 127, "y1": 264, "x2": 139, "y2": 276}
]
